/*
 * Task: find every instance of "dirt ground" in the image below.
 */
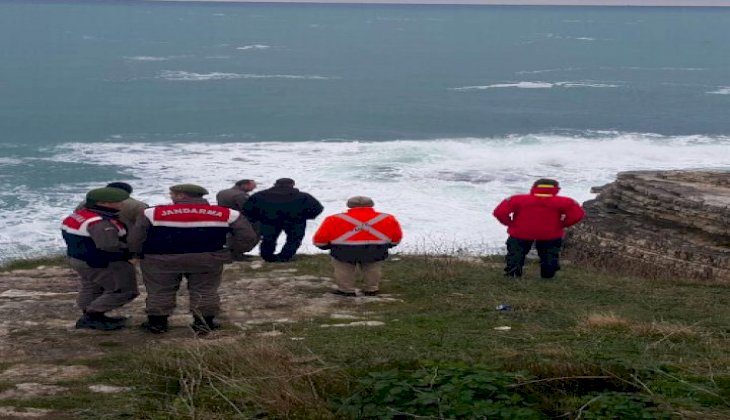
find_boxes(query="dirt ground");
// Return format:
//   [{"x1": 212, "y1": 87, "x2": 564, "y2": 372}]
[{"x1": 0, "y1": 260, "x2": 400, "y2": 418}]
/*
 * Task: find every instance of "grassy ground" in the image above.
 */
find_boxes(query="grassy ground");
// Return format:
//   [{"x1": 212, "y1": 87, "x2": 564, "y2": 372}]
[
  {"x1": 0, "y1": 254, "x2": 67, "y2": 272},
  {"x1": 4, "y1": 255, "x2": 730, "y2": 419}
]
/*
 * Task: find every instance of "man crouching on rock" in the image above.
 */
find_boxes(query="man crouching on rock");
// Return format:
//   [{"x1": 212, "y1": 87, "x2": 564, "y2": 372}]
[
  {"x1": 128, "y1": 184, "x2": 258, "y2": 334},
  {"x1": 62, "y1": 188, "x2": 140, "y2": 331},
  {"x1": 313, "y1": 196, "x2": 403, "y2": 297}
]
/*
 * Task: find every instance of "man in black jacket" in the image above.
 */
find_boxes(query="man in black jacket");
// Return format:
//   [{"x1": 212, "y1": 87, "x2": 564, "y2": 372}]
[{"x1": 243, "y1": 178, "x2": 323, "y2": 262}]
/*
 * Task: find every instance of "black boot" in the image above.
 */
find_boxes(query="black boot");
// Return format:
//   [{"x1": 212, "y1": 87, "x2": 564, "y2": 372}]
[
  {"x1": 191, "y1": 315, "x2": 221, "y2": 334},
  {"x1": 75, "y1": 312, "x2": 125, "y2": 331},
  {"x1": 141, "y1": 315, "x2": 169, "y2": 334},
  {"x1": 104, "y1": 314, "x2": 128, "y2": 323}
]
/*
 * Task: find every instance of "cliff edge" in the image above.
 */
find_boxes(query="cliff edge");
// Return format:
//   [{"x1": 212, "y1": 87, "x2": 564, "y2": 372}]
[{"x1": 564, "y1": 170, "x2": 730, "y2": 283}]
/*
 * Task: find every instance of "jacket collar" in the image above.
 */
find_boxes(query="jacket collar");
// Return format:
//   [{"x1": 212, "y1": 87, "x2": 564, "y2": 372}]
[
  {"x1": 172, "y1": 198, "x2": 210, "y2": 205},
  {"x1": 346, "y1": 207, "x2": 377, "y2": 216},
  {"x1": 86, "y1": 205, "x2": 120, "y2": 218}
]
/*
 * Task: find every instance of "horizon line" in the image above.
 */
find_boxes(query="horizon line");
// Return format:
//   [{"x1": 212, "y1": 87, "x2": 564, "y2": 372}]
[{"x1": 144, "y1": 0, "x2": 730, "y2": 7}]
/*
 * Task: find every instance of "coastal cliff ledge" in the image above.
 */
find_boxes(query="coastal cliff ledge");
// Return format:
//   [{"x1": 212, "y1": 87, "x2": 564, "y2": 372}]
[{"x1": 564, "y1": 170, "x2": 730, "y2": 283}]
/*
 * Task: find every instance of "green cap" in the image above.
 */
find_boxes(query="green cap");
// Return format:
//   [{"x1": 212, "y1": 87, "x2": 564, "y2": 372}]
[
  {"x1": 169, "y1": 184, "x2": 209, "y2": 196},
  {"x1": 86, "y1": 187, "x2": 130, "y2": 204}
]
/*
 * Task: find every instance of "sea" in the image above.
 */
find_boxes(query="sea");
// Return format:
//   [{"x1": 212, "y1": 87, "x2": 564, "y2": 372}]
[{"x1": 1, "y1": 0, "x2": 729, "y2": 263}]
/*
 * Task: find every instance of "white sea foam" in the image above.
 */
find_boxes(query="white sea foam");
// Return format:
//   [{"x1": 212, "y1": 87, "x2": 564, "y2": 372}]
[
  {"x1": 708, "y1": 87, "x2": 730, "y2": 95},
  {"x1": 452, "y1": 81, "x2": 618, "y2": 91},
  {"x1": 453, "y1": 82, "x2": 554, "y2": 90},
  {"x1": 516, "y1": 68, "x2": 585, "y2": 75},
  {"x1": 158, "y1": 70, "x2": 330, "y2": 81},
  {"x1": 124, "y1": 56, "x2": 170, "y2": 62},
  {"x1": 2, "y1": 133, "x2": 729, "y2": 263},
  {"x1": 236, "y1": 44, "x2": 270, "y2": 51}
]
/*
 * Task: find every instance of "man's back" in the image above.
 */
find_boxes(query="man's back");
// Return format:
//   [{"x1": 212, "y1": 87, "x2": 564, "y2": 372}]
[
  {"x1": 244, "y1": 185, "x2": 323, "y2": 224},
  {"x1": 493, "y1": 182, "x2": 584, "y2": 241},
  {"x1": 119, "y1": 197, "x2": 148, "y2": 228},
  {"x1": 216, "y1": 188, "x2": 249, "y2": 212}
]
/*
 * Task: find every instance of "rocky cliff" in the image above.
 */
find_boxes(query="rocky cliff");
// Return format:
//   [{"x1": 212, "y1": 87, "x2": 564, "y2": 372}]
[{"x1": 564, "y1": 170, "x2": 730, "y2": 283}]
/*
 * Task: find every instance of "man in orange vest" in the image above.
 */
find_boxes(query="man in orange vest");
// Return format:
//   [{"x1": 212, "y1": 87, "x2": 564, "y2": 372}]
[{"x1": 313, "y1": 196, "x2": 403, "y2": 297}]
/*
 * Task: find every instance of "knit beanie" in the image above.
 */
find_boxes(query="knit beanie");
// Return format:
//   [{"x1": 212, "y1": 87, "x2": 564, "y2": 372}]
[
  {"x1": 347, "y1": 196, "x2": 375, "y2": 208},
  {"x1": 533, "y1": 178, "x2": 560, "y2": 188}
]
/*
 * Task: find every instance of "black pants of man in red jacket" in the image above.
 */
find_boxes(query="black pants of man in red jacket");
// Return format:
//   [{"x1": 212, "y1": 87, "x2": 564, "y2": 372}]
[{"x1": 504, "y1": 237, "x2": 563, "y2": 279}]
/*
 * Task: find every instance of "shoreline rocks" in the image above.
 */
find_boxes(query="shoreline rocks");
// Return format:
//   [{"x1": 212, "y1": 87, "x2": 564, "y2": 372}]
[{"x1": 564, "y1": 170, "x2": 730, "y2": 283}]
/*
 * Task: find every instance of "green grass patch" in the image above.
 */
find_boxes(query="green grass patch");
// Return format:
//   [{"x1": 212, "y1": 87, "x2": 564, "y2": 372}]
[
  {"x1": 0, "y1": 254, "x2": 67, "y2": 271},
  {"x1": 9, "y1": 254, "x2": 727, "y2": 418}
]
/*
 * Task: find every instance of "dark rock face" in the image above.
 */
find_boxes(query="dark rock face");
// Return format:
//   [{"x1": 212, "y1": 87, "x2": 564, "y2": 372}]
[{"x1": 564, "y1": 170, "x2": 730, "y2": 283}]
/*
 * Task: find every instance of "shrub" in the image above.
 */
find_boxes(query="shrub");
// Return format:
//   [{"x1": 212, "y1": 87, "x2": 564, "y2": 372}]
[
  {"x1": 577, "y1": 392, "x2": 673, "y2": 419},
  {"x1": 335, "y1": 362, "x2": 542, "y2": 419}
]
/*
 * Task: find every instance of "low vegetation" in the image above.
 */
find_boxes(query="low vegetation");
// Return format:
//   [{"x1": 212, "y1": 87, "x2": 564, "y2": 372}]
[
  {"x1": 4, "y1": 254, "x2": 729, "y2": 418},
  {"x1": 0, "y1": 255, "x2": 67, "y2": 272}
]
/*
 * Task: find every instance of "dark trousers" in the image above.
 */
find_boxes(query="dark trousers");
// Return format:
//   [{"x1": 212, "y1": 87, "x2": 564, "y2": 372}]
[
  {"x1": 259, "y1": 222, "x2": 307, "y2": 262},
  {"x1": 140, "y1": 253, "x2": 228, "y2": 317},
  {"x1": 504, "y1": 237, "x2": 563, "y2": 278},
  {"x1": 69, "y1": 259, "x2": 139, "y2": 313}
]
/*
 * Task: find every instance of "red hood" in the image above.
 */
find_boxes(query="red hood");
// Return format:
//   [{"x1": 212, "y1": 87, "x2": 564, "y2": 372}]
[{"x1": 530, "y1": 185, "x2": 560, "y2": 197}]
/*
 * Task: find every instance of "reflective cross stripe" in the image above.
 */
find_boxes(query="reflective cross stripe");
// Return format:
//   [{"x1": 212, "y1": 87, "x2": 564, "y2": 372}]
[{"x1": 331, "y1": 213, "x2": 391, "y2": 245}]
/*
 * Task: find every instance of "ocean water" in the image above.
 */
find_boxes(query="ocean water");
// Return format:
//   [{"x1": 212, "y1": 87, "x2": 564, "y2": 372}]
[{"x1": 1, "y1": 1, "x2": 729, "y2": 262}]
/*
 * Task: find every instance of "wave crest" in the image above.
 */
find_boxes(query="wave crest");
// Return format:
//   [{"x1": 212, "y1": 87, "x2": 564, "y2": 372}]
[
  {"x1": 158, "y1": 70, "x2": 330, "y2": 81},
  {"x1": 452, "y1": 81, "x2": 619, "y2": 91}
]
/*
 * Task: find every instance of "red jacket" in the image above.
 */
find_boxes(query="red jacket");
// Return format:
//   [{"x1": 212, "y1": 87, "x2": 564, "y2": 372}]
[{"x1": 492, "y1": 186, "x2": 585, "y2": 241}]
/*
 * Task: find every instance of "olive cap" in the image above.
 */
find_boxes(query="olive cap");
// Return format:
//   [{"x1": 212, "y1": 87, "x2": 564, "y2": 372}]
[
  {"x1": 347, "y1": 196, "x2": 375, "y2": 208},
  {"x1": 169, "y1": 184, "x2": 209, "y2": 196},
  {"x1": 86, "y1": 187, "x2": 130, "y2": 203}
]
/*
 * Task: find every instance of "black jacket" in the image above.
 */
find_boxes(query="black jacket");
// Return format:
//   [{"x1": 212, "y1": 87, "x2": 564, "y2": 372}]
[{"x1": 243, "y1": 186, "x2": 323, "y2": 225}]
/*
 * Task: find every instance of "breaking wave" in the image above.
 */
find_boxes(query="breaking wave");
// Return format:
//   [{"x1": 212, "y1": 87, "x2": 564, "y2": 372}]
[
  {"x1": 452, "y1": 81, "x2": 619, "y2": 91},
  {"x1": 236, "y1": 44, "x2": 271, "y2": 51},
  {"x1": 708, "y1": 87, "x2": 730, "y2": 95},
  {"x1": 1, "y1": 132, "x2": 729, "y2": 263},
  {"x1": 158, "y1": 70, "x2": 331, "y2": 81}
]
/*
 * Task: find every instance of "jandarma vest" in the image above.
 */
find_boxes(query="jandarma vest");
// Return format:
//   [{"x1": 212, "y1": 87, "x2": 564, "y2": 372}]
[
  {"x1": 142, "y1": 204, "x2": 240, "y2": 254},
  {"x1": 61, "y1": 209, "x2": 127, "y2": 267}
]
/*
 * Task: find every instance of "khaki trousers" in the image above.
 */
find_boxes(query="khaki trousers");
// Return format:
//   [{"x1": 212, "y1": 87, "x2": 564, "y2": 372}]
[
  {"x1": 331, "y1": 258, "x2": 384, "y2": 293},
  {"x1": 140, "y1": 253, "x2": 227, "y2": 317},
  {"x1": 70, "y1": 259, "x2": 139, "y2": 313}
]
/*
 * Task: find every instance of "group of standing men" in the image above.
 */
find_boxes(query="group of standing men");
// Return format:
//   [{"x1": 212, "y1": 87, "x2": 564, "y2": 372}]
[
  {"x1": 61, "y1": 178, "x2": 403, "y2": 333},
  {"x1": 61, "y1": 176, "x2": 583, "y2": 333}
]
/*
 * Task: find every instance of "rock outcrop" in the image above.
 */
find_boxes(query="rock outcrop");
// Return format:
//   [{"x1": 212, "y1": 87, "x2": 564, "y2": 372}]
[{"x1": 564, "y1": 170, "x2": 730, "y2": 283}]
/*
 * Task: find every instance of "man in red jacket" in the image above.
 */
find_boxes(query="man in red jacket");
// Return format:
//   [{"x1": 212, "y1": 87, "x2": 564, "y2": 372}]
[
  {"x1": 313, "y1": 196, "x2": 403, "y2": 297},
  {"x1": 493, "y1": 179, "x2": 584, "y2": 279}
]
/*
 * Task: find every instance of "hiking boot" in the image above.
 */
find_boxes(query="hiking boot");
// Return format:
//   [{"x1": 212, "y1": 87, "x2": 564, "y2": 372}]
[
  {"x1": 75, "y1": 313, "x2": 124, "y2": 331},
  {"x1": 330, "y1": 289, "x2": 357, "y2": 297},
  {"x1": 191, "y1": 315, "x2": 221, "y2": 334},
  {"x1": 362, "y1": 290, "x2": 380, "y2": 297},
  {"x1": 141, "y1": 315, "x2": 169, "y2": 334}
]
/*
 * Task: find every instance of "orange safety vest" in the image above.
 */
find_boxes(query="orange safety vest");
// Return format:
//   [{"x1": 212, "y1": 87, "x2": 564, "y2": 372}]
[{"x1": 313, "y1": 208, "x2": 402, "y2": 247}]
